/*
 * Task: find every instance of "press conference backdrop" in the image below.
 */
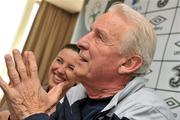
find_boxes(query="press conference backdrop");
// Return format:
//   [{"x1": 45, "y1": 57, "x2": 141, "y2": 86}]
[
  {"x1": 71, "y1": 0, "x2": 180, "y2": 119},
  {"x1": 124, "y1": 0, "x2": 180, "y2": 119}
]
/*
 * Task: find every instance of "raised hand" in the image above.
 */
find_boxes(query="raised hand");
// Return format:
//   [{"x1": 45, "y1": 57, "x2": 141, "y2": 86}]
[{"x1": 0, "y1": 49, "x2": 71, "y2": 119}]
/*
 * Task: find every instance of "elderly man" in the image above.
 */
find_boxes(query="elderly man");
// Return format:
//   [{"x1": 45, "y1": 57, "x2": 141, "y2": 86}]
[{"x1": 0, "y1": 3, "x2": 175, "y2": 120}]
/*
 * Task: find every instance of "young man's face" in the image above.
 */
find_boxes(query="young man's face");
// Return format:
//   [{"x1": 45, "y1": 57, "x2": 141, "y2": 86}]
[
  {"x1": 48, "y1": 48, "x2": 80, "y2": 89},
  {"x1": 74, "y1": 11, "x2": 132, "y2": 84}
]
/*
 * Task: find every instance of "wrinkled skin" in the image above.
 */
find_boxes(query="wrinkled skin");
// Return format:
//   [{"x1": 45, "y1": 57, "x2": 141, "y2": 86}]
[{"x1": 0, "y1": 49, "x2": 73, "y2": 119}]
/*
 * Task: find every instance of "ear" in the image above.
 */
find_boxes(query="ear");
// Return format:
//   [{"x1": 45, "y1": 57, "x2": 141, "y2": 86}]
[{"x1": 118, "y1": 55, "x2": 143, "y2": 74}]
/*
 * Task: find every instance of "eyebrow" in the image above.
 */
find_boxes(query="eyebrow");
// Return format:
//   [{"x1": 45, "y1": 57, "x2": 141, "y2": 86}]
[
  {"x1": 95, "y1": 28, "x2": 108, "y2": 39},
  {"x1": 96, "y1": 28, "x2": 107, "y2": 34},
  {"x1": 57, "y1": 56, "x2": 63, "y2": 60},
  {"x1": 91, "y1": 23, "x2": 108, "y2": 34}
]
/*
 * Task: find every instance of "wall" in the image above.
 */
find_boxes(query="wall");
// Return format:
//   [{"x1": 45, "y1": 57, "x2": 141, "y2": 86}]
[{"x1": 124, "y1": 0, "x2": 180, "y2": 119}]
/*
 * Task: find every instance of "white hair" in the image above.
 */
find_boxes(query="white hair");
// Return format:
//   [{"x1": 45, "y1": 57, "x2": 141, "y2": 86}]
[{"x1": 108, "y1": 3, "x2": 157, "y2": 76}]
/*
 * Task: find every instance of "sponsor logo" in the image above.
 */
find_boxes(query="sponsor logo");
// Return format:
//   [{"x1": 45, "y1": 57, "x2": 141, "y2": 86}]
[
  {"x1": 174, "y1": 41, "x2": 180, "y2": 55},
  {"x1": 150, "y1": 15, "x2": 167, "y2": 31},
  {"x1": 157, "y1": 0, "x2": 169, "y2": 8},
  {"x1": 169, "y1": 65, "x2": 180, "y2": 88},
  {"x1": 175, "y1": 41, "x2": 180, "y2": 47},
  {"x1": 164, "y1": 97, "x2": 180, "y2": 109},
  {"x1": 150, "y1": 15, "x2": 167, "y2": 26}
]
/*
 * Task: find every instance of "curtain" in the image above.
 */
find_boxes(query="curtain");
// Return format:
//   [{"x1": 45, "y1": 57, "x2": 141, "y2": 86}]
[
  {"x1": 23, "y1": 1, "x2": 78, "y2": 86},
  {"x1": 0, "y1": 1, "x2": 78, "y2": 110}
]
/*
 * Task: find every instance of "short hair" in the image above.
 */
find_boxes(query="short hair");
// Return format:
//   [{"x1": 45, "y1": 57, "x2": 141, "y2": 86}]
[
  {"x1": 108, "y1": 3, "x2": 156, "y2": 76},
  {"x1": 62, "y1": 43, "x2": 80, "y2": 53}
]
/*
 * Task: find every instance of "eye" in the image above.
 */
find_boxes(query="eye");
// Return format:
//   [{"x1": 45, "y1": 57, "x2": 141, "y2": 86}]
[
  {"x1": 95, "y1": 30, "x2": 102, "y2": 39},
  {"x1": 96, "y1": 31, "x2": 106, "y2": 43},
  {"x1": 68, "y1": 67, "x2": 74, "y2": 71},
  {"x1": 56, "y1": 58, "x2": 63, "y2": 64},
  {"x1": 95, "y1": 30, "x2": 113, "y2": 46},
  {"x1": 97, "y1": 32, "x2": 103, "y2": 40},
  {"x1": 68, "y1": 65, "x2": 75, "y2": 71}
]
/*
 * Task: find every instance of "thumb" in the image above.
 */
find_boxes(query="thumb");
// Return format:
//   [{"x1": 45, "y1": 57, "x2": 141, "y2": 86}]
[
  {"x1": 47, "y1": 82, "x2": 70, "y2": 108},
  {"x1": 0, "y1": 76, "x2": 9, "y2": 93}
]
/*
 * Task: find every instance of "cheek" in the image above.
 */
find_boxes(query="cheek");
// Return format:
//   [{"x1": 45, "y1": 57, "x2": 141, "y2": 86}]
[
  {"x1": 48, "y1": 67, "x2": 54, "y2": 77},
  {"x1": 48, "y1": 63, "x2": 57, "y2": 78},
  {"x1": 48, "y1": 68, "x2": 54, "y2": 83},
  {"x1": 50, "y1": 62, "x2": 60, "y2": 71},
  {"x1": 92, "y1": 52, "x2": 119, "y2": 72},
  {"x1": 95, "y1": 49, "x2": 117, "y2": 64}
]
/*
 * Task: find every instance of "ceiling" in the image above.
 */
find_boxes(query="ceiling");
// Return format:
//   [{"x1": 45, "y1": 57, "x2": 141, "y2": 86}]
[{"x1": 46, "y1": 0, "x2": 85, "y2": 13}]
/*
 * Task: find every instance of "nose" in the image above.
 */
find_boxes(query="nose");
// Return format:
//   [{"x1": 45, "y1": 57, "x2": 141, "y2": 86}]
[
  {"x1": 57, "y1": 66, "x2": 66, "y2": 75},
  {"x1": 77, "y1": 34, "x2": 90, "y2": 50}
]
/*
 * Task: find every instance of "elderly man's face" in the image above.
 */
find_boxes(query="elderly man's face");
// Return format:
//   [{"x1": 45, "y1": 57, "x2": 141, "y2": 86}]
[{"x1": 75, "y1": 11, "x2": 132, "y2": 83}]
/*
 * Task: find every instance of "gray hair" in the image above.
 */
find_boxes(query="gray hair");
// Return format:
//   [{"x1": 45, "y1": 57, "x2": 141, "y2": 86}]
[{"x1": 108, "y1": 3, "x2": 157, "y2": 76}]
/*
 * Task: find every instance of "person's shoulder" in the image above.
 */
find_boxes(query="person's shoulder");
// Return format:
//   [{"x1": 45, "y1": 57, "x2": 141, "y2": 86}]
[
  {"x1": 131, "y1": 87, "x2": 165, "y2": 106},
  {"x1": 125, "y1": 87, "x2": 165, "y2": 107},
  {"x1": 115, "y1": 87, "x2": 175, "y2": 120},
  {"x1": 64, "y1": 84, "x2": 87, "y2": 105},
  {"x1": 66, "y1": 84, "x2": 86, "y2": 95}
]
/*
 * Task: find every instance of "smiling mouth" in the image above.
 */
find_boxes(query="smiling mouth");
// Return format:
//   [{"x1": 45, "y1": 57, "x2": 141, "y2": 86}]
[{"x1": 54, "y1": 75, "x2": 66, "y2": 82}]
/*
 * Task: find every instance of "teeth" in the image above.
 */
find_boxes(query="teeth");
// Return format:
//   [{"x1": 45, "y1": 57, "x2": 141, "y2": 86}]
[{"x1": 54, "y1": 75, "x2": 64, "y2": 81}]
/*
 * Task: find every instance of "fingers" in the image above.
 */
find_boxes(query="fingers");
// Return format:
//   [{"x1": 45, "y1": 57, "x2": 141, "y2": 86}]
[
  {"x1": 0, "y1": 76, "x2": 9, "y2": 93},
  {"x1": 12, "y1": 49, "x2": 28, "y2": 81},
  {"x1": 23, "y1": 51, "x2": 30, "y2": 77},
  {"x1": 5, "y1": 54, "x2": 21, "y2": 85},
  {"x1": 47, "y1": 83, "x2": 67, "y2": 107},
  {"x1": 27, "y1": 51, "x2": 38, "y2": 81},
  {"x1": 4, "y1": 49, "x2": 39, "y2": 84}
]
